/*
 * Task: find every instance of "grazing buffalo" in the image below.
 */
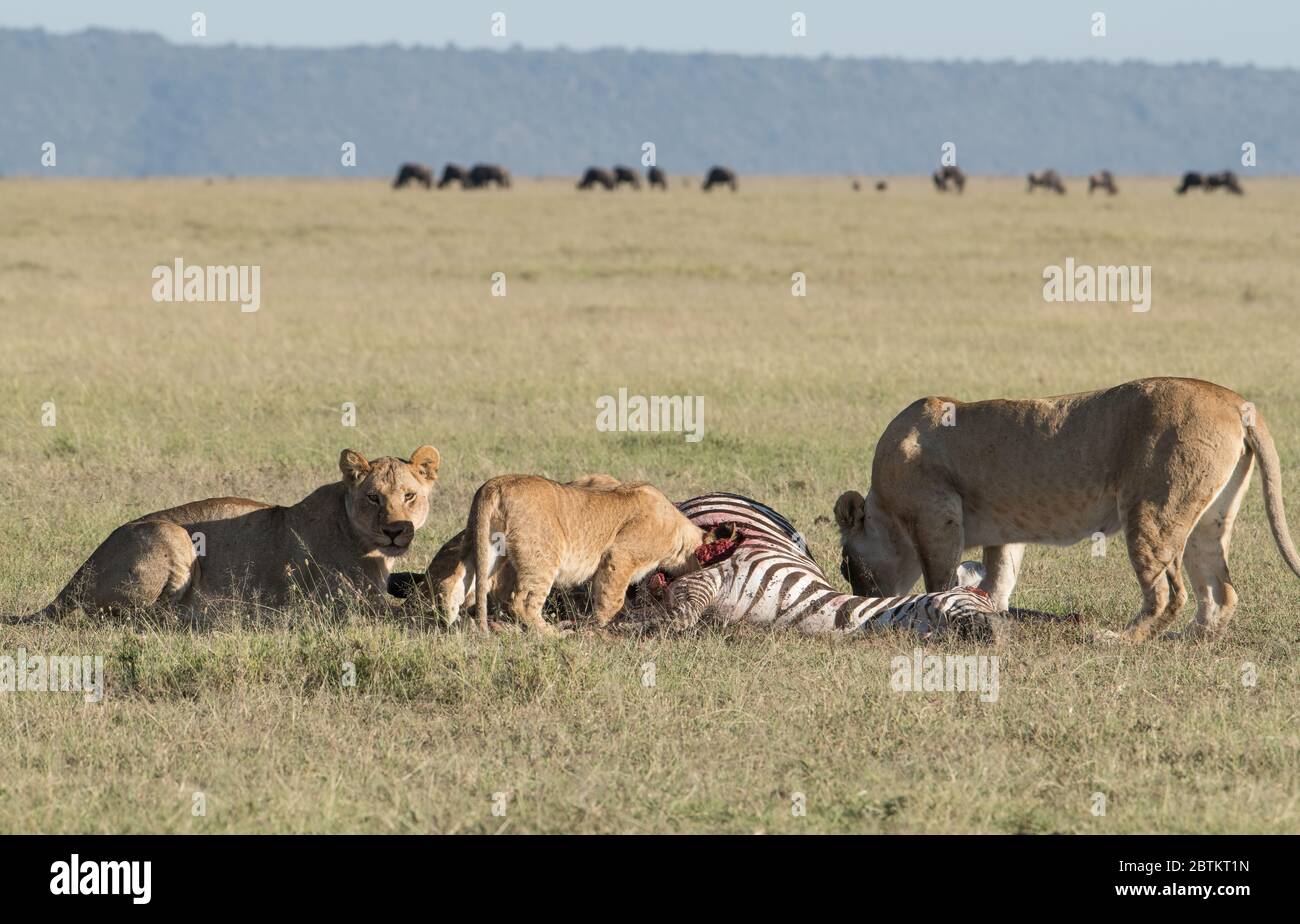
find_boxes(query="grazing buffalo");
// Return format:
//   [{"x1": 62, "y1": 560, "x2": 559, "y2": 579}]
[
  {"x1": 1178, "y1": 170, "x2": 1243, "y2": 195},
  {"x1": 393, "y1": 163, "x2": 433, "y2": 189},
  {"x1": 438, "y1": 163, "x2": 468, "y2": 188},
  {"x1": 468, "y1": 163, "x2": 511, "y2": 189},
  {"x1": 577, "y1": 167, "x2": 616, "y2": 190},
  {"x1": 1088, "y1": 170, "x2": 1118, "y2": 195},
  {"x1": 852, "y1": 180, "x2": 862, "y2": 191},
  {"x1": 647, "y1": 166, "x2": 667, "y2": 189},
  {"x1": 1027, "y1": 169, "x2": 1066, "y2": 194},
  {"x1": 612, "y1": 165, "x2": 641, "y2": 189},
  {"x1": 932, "y1": 165, "x2": 966, "y2": 193},
  {"x1": 876, "y1": 180, "x2": 888, "y2": 192},
  {"x1": 1205, "y1": 170, "x2": 1244, "y2": 194},
  {"x1": 702, "y1": 166, "x2": 738, "y2": 191}
]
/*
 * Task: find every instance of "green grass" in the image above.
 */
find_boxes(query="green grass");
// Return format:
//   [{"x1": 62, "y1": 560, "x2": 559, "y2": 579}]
[{"x1": 0, "y1": 176, "x2": 1297, "y2": 832}]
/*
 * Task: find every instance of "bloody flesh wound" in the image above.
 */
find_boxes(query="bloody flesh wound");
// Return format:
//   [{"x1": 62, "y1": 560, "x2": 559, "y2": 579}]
[{"x1": 650, "y1": 529, "x2": 742, "y2": 594}]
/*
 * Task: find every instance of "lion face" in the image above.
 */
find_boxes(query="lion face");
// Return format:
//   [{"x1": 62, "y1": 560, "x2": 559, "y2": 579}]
[
  {"x1": 655, "y1": 520, "x2": 709, "y2": 579},
  {"x1": 339, "y1": 446, "x2": 440, "y2": 557},
  {"x1": 834, "y1": 489, "x2": 920, "y2": 597}
]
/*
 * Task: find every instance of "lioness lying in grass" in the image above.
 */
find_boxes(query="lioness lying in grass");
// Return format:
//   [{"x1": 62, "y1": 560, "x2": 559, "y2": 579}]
[{"x1": 20, "y1": 446, "x2": 441, "y2": 623}]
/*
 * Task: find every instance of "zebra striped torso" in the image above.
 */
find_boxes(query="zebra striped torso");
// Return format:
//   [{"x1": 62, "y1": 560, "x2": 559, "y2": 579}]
[{"x1": 654, "y1": 493, "x2": 1001, "y2": 638}]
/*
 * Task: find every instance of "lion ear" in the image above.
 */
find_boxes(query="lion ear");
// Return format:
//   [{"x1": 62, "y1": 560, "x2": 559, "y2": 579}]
[
  {"x1": 409, "y1": 445, "x2": 441, "y2": 483},
  {"x1": 339, "y1": 449, "x2": 371, "y2": 484},
  {"x1": 703, "y1": 522, "x2": 738, "y2": 543},
  {"x1": 833, "y1": 490, "x2": 866, "y2": 532}
]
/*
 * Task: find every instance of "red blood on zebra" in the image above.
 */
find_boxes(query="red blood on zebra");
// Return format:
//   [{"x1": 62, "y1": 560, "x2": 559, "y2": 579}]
[
  {"x1": 694, "y1": 535, "x2": 739, "y2": 566},
  {"x1": 650, "y1": 526, "x2": 742, "y2": 592}
]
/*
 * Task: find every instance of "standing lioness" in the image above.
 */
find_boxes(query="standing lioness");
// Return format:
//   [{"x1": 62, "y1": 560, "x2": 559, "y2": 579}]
[
  {"x1": 23, "y1": 446, "x2": 441, "y2": 622},
  {"x1": 836, "y1": 378, "x2": 1300, "y2": 641},
  {"x1": 444, "y1": 475, "x2": 704, "y2": 635}
]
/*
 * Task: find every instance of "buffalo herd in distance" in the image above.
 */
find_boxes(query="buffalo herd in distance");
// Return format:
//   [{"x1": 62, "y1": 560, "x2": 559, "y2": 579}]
[
  {"x1": 394, "y1": 161, "x2": 733, "y2": 191},
  {"x1": 393, "y1": 162, "x2": 512, "y2": 189},
  {"x1": 935, "y1": 165, "x2": 1243, "y2": 196},
  {"x1": 578, "y1": 165, "x2": 667, "y2": 189},
  {"x1": 1175, "y1": 170, "x2": 1245, "y2": 194},
  {"x1": 393, "y1": 161, "x2": 1246, "y2": 196}
]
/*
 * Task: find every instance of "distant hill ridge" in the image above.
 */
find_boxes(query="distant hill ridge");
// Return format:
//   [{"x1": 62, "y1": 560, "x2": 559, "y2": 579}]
[{"x1": 2, "y1": 27, "x2": 1297, "y2": 177}]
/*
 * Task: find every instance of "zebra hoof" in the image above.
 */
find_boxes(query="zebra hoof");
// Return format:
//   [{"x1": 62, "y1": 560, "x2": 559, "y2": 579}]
[
  {"x1": 957, "y1": 612, "x2": 1011, "y2": 644},
  {"x1": 985, "y1": 613, "x2": 1013, "y2": 645}
]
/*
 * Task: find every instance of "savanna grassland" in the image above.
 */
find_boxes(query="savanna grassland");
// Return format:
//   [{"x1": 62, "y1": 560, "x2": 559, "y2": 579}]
[{"x1": 0, "y1": 175, "x2": 1297, "y2": 833}]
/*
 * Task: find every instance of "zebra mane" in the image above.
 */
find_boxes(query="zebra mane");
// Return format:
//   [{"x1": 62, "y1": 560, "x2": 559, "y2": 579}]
[{"x1": 679, "y1": 491, "x2": 802, "y2": 541}]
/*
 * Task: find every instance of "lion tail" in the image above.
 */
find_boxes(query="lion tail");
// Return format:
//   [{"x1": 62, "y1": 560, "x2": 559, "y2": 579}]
[
  {"x1": 1246, "y1": 415, "x2": 1300, "y2": 581},
  {"x1": 4, "y1": 601, "x2": 57, "y2": 624},
  {"x1": 471, "y1": 482, "x2": 503, "y2": 631}
]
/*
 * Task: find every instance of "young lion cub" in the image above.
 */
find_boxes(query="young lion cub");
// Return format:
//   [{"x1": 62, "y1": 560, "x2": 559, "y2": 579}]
[
  {"x1": 445, "y1": 475, "x2": 704, "y2": 635},
  {"x1": 401, "y1": 474, "x2": 620, "y2": 620}
]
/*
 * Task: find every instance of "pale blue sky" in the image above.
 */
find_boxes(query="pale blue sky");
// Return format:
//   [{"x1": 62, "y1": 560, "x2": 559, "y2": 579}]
[{"x1": 3, "y1": 0, "x2": 1295, "y2": 67}]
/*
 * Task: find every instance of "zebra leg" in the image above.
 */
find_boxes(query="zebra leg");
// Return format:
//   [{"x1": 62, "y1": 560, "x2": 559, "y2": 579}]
[
  {"x1": 865, "y1": 590, "x2": 1009, "y2": 643},
  {"x1": 653, "y1": 569, "x2": 725, "y2": 631}
]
